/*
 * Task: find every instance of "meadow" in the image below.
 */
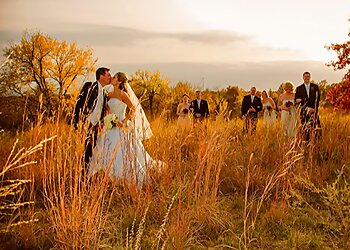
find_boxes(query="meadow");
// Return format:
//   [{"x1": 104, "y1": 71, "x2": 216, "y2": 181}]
[{"x1": 0, "y1": 108, "x2": 349, "y2": 249}]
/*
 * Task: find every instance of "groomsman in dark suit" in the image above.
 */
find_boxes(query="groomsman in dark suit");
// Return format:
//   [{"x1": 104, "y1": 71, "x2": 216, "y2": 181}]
[
  {"x1": 295, "y1": 71, "x2": 321, "y2": 141},
  {"x1": 73, "y1": 67, "x2": 111, "y2": 170},
  {"x1": 241, "y1": 86, "x2": 262, "y2": 134},
  {"x1": 190, "y1": 89, "x2": 210, "y2": 124}
]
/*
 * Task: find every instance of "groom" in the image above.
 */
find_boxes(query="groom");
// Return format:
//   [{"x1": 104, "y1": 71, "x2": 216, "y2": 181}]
[
  {"x1": 73, "y1": 67, "x2": 111, "y2": 170},
  {"x1": 241, "y1": 86, "x2": 262, "y2": 134},
  {"x1": 295, "y1": 71, "x2": 321, "y2": 141},
  {"x1": 190, "y1": 89, "x2": 210, "y2": 124}
]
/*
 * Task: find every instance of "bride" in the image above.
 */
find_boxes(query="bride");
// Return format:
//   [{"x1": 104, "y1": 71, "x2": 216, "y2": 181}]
[
  {"x1": 88, "y1": 72, "x2": 160, "y2": 184},
  {"x1": 278, "y1": 81, "x2": 297, "y2": 137}
]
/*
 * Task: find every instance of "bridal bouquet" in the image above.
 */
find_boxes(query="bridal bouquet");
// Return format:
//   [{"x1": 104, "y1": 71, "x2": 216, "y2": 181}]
[
  {"x1": 104, "y1": 114, "x2": 119, "y2": 130},
  {"x1": 267, "y1": 106, "x2": 273, "y2": 116},
  {"x1": 182, "y1": 108, "x2": 189, "y2": 115},
  {"x1": 285, "y1": 101, "x2": 294, "y2": 115},
  {"x1": 285, "y1": 101, "x2": 293, "y2": 108}
]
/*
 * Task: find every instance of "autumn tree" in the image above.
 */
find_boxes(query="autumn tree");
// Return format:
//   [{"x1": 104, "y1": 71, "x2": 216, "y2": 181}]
[
  {"x1": 171, "y1": 81, "x2": 194, "y2": 100},
  {"x1": 276, "y1": 82, "x2": 286, "y2": 96},
  {"x1": 326, "y1": 80, "x2": 350, "y2": 110},
  {"x1": 130, "y1": 69, "x2": 170, "y2": 118},
  {"x1": 224, "y1": 85, "x2": 241, "y2": 117},
  {"x1": 0, "y1": 31, "x2": 95, "y2": 116},
  {"x1": 208, "y1": 88, "x2": 227, "y2": 115},
  {"x1": 326, "y1": 20, "x2": 350, "y2": 110}
]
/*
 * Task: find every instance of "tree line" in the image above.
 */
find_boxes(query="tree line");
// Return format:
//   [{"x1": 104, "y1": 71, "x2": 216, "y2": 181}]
[{"x1": 0, "y1": 31, "x2": 349, "y2": 131}]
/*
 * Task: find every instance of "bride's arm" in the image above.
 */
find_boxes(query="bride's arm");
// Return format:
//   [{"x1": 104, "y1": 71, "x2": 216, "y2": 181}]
[
  {"x1": 176, "y1": 104, "x2": 182, "y2": 115},
  {"x1": 120, "y1": 90, "x2": 136, "y2": 122}
]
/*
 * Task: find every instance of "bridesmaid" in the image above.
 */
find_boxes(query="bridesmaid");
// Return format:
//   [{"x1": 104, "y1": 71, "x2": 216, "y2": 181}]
[
  {"x1": 176, "y1": 94, "x2": 192, "y2": 130},
  {"x1": 262, "y1": 90, "x2": 277, "y2": 128},
  {"x1": 278, "y1": 82, "x2": 297, "y2": 137}
]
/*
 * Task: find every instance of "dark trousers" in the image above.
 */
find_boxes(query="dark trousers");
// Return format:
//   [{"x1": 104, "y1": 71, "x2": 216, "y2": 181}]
[
  {"x1": 83, "y1": 126, "x2": 98, "y2": 176},
  {"x1": 300, "y1": 113, "x2": 321, "y2": 142},
  {"x1": 243, "y1": 115, "x2": 257, "y2": 135}
]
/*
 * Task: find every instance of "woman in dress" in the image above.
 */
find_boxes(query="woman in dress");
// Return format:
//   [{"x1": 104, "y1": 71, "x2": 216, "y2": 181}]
[
  {"x1": 176, "y1": 94, "x2": 192, "y2": 130},
  {"x1": 89, "y1": 72, "x2": 160, "y2": 184},
  {"x1": 278, "y1": 81, "x2": 297, "y2": 137},
  {"x1": 261, "y1": 90, "x2": 277, "y2": 128}
]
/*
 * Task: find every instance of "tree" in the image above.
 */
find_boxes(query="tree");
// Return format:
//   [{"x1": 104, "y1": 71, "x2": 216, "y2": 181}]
[
  {"x1": 130, "y1": 69, "x2": 170, "y2": 118},
  {"x1": 276, "y1": 82, "x2": 285, "y2": 95},
  {"x1": 0, "y1": 31, "x2": 95, "y2": 116},
  {"x1": 171, "y1": 81, "x2": 194, "y2": 100},
  {"x1": 222, "y1": 85, "x2": 241, "y2": 118},
  {"x1": 326, "y1": 80, "x2": 350, "y2": 110},
  {"x1": 316, "y1": 80, "x2": 337, "y2": 107},
  {"x1": 326, "y1": 20, "x2": 350, "y2": 110},
  {"x1": 210, "y1": 89, "x2": 227, "y2": 115}
]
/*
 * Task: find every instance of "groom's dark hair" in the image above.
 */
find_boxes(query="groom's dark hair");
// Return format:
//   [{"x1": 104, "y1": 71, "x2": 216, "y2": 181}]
[
  {"x1": 303, "y1": 71, "x2": 311, "y2": 77},
  {"x1": 96, "y1": 67, "x2": 110, "y2": 80}
]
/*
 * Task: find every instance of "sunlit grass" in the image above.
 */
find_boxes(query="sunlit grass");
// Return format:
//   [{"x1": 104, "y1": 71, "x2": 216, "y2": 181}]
[{"x1": 0, "y1": 108, "x2": 349, "y2": 249}]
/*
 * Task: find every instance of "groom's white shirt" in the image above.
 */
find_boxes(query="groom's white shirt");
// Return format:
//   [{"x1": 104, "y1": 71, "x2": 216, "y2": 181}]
[
  {"x1": 304, "y1": 83, "x2": 310, "y2": 97},
  {"x1": 89, "y1": 81, "x2": 103, "y2": 126}
]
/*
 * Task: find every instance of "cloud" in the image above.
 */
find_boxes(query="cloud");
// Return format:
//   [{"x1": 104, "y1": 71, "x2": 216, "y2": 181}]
[
  {"x1": 55, "y1": 24, "x2": 251, "y2": 46},
  {"x1": 0, "y1": 25, "x2": 289, "y2": 63},
  {"x1": 0, "y1": 24, "x2": 251, "y2": 47},
  {"x1": 165, "y1": 30, "x2": 251, "y2": 44}
]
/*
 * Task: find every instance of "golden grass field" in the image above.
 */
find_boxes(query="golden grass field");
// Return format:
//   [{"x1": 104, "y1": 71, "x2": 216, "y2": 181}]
[{"x1": 1, "y1": 108, "x2": 350, "y2": 249}]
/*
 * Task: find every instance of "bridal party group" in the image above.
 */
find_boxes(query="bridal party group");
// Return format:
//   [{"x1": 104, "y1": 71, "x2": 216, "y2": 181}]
[{"x1": 176, "y1": 71, "x2": 321, "y2": 140}]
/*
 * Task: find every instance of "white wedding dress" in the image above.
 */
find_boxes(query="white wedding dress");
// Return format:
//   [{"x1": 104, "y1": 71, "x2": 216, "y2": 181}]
[
  {"x1": 262, "y1": 102, "x2": 277, "y2": 128},
  {"x1": 281, "y1": 99, "x2": 297, "y2": 137},
  {"x1": 88, "y1": 98, "x2": 160, "y2": 183}
]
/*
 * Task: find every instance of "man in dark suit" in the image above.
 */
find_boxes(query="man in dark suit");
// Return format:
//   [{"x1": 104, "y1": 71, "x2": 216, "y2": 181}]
[
  {"x1": 295, "y1": 71, "x2": 321, "y2": 141},
  {"x1": 73, "y1": 67, "x2": 111, "y2": 171},
  {"x1": 241, "y1": 86, "x2": 262, "y2": 134},
  {"x1": 190, "y1": 89, "x2": 210, "y2": 124}
]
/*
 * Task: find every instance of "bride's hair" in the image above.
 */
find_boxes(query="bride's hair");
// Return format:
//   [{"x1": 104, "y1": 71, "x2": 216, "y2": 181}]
[{"x1": 116, "y1": 72, "x2": 129, "y2": 93}]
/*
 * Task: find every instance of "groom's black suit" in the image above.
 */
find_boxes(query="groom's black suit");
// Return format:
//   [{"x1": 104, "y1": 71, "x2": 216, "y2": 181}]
[
  {"x1": 295, "y1": 82, "x2": 321, "y2": 140},
  {"x1": 73, "y1": 81, "x2": 108, "y2": 169},
  {"x1": 241, "y1": 94, "x2": 262, "y2": 134},
  {"x1": 241, "y1": 95, "x2": 262, "y2": 118},
  {"x1": 190, "y1": 99, "x2": 209, "y2": 121}
]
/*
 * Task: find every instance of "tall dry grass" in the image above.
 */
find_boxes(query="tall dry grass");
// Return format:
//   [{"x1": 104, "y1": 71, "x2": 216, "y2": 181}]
[{"x1": 0, "y1": 107, "x2": 349, "y2": 249}]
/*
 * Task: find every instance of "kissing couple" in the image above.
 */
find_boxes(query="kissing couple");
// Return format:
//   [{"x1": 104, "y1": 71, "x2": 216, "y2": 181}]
[{"x1": 73, "y1": 67, "x2": 162, "y2": 185}]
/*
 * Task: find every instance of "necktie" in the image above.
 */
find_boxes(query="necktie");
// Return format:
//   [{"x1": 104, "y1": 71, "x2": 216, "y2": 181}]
[{"x1": 305, "y1": 84, "x2": 309, "y2": 97}]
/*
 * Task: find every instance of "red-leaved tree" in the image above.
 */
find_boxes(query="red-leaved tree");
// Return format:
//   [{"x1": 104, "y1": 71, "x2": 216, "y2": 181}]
[{"x1": 326, "y1": 20, "x2": 350, "y2": 110}]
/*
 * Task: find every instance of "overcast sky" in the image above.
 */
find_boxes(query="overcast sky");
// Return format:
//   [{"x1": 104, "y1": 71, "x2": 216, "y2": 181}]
[{"x1": 0, "y1": 0, "x2": 349, "y2": 90}]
